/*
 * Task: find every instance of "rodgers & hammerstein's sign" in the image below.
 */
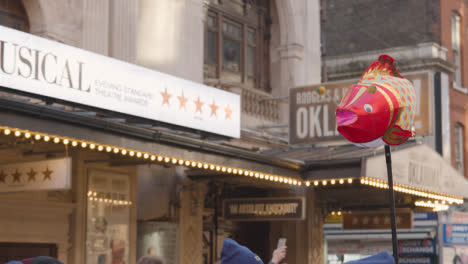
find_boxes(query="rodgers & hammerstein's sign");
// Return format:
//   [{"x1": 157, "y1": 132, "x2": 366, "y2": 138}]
[
  {"x1": 289, "y1": 72, "x2": 431, "y2": 144},
  {"x1": 224, "y1": 197, "x2": 305, "y2": 221},
  {"x1": 0, "y1": 26, "x2": 240, "y2": 138},
  {"x1": 0, "y1": 157, "x2": 71, "y2": 192}
]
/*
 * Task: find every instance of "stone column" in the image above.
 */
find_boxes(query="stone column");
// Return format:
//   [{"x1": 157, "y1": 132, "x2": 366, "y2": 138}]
[
  {"x1": 272, "y1": 0, "x2": 321, "y2": 122},
  {"x1": 306, "y1": 189, "x2": 324, "y2": 264},
  {"x1": 137, "y1": 0, "x2": 204, "y2": 83},
  {"x1": 178, "y1": 181, "x2": 206, "y2": 264},
  {"x1": 109, "y1": 0, "x2": 138, "y2": 63},
  {"x1": 82, "y1": 0, "x2": 110, "y2": 55},
  {"x1": 274, "y1": 0, "x2": 321, "y2": 89}
]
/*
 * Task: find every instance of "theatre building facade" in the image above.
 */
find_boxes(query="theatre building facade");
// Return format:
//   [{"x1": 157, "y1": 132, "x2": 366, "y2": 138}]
[{"x1": 0, "y1": 1, "x2": 324, "y2": 264}]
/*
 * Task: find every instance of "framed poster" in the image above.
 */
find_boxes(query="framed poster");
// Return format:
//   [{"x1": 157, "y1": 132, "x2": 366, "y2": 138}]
[{"x1": 86, "y1": 170, "x2": 131, "y2": 264}]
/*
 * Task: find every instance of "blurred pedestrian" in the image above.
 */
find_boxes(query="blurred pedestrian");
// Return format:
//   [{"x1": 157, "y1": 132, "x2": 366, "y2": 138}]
[
  {"x1": 136, "y1": 256, "x2": 164, "y2": 264},
  {"x1": 221, "y1": 238, "x2": 263, "y2": 264}
]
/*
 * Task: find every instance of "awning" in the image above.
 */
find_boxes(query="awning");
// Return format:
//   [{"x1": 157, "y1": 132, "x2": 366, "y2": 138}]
[
  {"x1": 265, "y1": 143, "x2": 465, "y2": 206},
  {"x1": 0, "y1": 96, "x2": 303, "y2": 188},
  {"x1": 363, "y1": 144, "x2": 468, "y2": 201}
]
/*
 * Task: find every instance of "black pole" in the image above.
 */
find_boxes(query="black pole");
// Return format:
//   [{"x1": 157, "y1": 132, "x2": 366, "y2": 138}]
[{"x1": 385, "y1": 145, "x2": 399, "y2": 264}]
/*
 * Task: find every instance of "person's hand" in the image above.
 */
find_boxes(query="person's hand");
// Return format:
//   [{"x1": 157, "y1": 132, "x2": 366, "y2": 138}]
[{"x1": 270, "y1": 246, "x2": 287, "y2": 264}]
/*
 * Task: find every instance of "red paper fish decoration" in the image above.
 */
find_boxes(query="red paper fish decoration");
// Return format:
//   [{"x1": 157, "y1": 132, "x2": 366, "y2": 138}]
[{"x1": 335, "y1": 55, "x2": 416, "y2": 147}]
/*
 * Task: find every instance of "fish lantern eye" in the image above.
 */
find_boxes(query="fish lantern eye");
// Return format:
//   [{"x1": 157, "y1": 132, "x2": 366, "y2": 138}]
[{"x1": 364, "y1": 104, "x2": 373, "y2": 113}]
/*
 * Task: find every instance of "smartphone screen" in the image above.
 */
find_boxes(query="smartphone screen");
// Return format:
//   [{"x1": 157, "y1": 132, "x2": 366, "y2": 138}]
[{"x1": 277, "y1": 238, "x2": 287, "y2": 248}]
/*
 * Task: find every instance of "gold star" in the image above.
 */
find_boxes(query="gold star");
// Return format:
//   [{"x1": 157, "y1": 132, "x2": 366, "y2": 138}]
[
  {"x1": 0, "y1": 170, "x2": 6, "y2": 183},
  {"x1": 373, "y1": 216, "x2": 380, "y2": 225},
  {"x1": 224, "y1": 105, "x2": 233, "y2": 120},
  {"x1": 42, "y1": 167, "x2": 53, "y2": 181},
  {"x1": 161, "y1": 88, "x2": 172, "y2": 106},
  {"x1": 384, "y1": 216, "x2": 391, "y2": 225},
  {"x1": 362, "y1": 216, "x2": 370, "y2": 225},
  {"x1": 26, "y1": 168, "x2": 37, "y2": 182},
  {"x1": 209, "y1": 100, "x2": 218, "y2": 117},
  {"x1": 396, "y1": 216, "x2": 402, "y2": 224},
  {"x1": 177, "y1": 91, "x2": 188, "y2": 110},
  {"x1": 12, "y1": 169, "x2": 21, "y2": 183},
  {"x1": 194, "y1": 96, "x2": 204, "y2": 113}
]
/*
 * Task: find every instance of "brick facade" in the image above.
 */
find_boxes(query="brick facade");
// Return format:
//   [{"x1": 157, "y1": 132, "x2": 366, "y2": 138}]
[
  {"x1": 441, "y1": 0, "x2": 468, "y2": 178},
  {"x1": 322, "y1": 0, "x2": 441, "y2": 56},
  {"x1": 323, "y1": 0, "x2": 468, "y2": 179}
]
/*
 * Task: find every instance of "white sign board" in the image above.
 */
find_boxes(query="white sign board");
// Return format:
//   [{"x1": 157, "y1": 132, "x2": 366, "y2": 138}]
[
  {"x1": 0, "y1": 26, "x2": 240, "y2": 138},
  {"x1": 364, "y1": 144, "x2": 468, "y2": 198},
  {"x1": 0, "y1": 157, "x2": 71, "y2": 192}
]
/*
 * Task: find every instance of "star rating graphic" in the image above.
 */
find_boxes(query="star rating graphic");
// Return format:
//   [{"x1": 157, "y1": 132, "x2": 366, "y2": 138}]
[
  {"x1": 0, "y1": 165, "x2": 56, "y2": 186},
  {"x1": 42, "y1": 167, "x2": 53, "y2": 181},
  {"x1": 159, "y1": 88, "x2": 235, "y2": 120},
  {"x1": 384, "y1": 216, "x2": 391, "y2": 225},
  {"x1": 161, "y1": 88, "x2": 172, "y2": 106},
  {"x1": 372, "y1": 216, "x2": 380, "y2": 225},
  {"x1": 177, "y1": 91, "x2": 188, "y2": 110},
  {"x1": 12, "y1": 169, "x2": 21, "y2": 183},
  {"x1": 209, "y1": 100, "x2": 219, "y2": 117},
  {"x1": 224, "y1": 105, "x2": 232, "y2": 120},
  {"x1": 348, "y1": 214, "x2": 408, "y2": 228},
  {"x1": 27, "y1": 168, "x2": 37, "y2": 182},
  {"x1": 194, "y1": 96, "x2": 204, "y2": 113}
]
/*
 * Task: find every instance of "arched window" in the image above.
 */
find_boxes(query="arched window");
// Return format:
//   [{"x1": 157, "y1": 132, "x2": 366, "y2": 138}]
[
  {"x1": 204, "y1": 0, "x2": 270, "y2": 92},
  {"x1": 0, "y1": 0, "x2": 29, "y2": 32}
]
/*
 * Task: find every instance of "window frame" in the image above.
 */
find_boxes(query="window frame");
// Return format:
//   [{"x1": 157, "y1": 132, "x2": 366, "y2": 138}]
[
  {"x1": 452, "y1": 12, "x2": 462, "y2": 87},
  {"x1": 204, "y1": 5, "x2": 266, "y2": 91},
  {"x1": 205, "y1": 12, "x2": 219, "y2": 65},
  {"x1": 454, "y1": 122, "x2": 465, "y2": 175},
  {"x1": 221, "y1": 18, "x2": 243, "y2": 73},
  {"x1": 246, "y1": 27, "x2": 257, "y2": 78}
]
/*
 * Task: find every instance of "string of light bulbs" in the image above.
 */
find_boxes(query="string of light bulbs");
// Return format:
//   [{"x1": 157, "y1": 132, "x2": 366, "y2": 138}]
[
  {"x1": 0, "y1": 125, "x2": 465, "y2": 205},
  {"x1": 415, "y1": 200, "x2": 450, "y2": 212},
  {"x1": 1, "y1": 126, "x2": 302, "y2": 186},
  {"x1": 360, "y1": 177, "x2": 463, "y2": 204}
]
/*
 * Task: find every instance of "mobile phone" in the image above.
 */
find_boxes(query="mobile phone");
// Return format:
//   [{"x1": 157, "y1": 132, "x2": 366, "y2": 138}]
[{"x1": 277, "y1": 238, "x2": 287, "y2": 248}]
